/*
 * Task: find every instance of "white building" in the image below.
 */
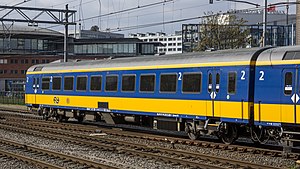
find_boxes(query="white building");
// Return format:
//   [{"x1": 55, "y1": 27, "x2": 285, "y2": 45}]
[{"x1": 129, "y1": 32, "x2": 182, "y2": 55}]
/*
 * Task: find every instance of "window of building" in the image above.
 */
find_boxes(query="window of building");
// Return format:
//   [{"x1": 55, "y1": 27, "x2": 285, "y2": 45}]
[
  {"x1": 159, "y1": 38, "x2": 163, "y2": 41},
  {"x1": 141, "y1": 44, "x2": 154, "y2": 54},
  {"x1": 182, "y1": 73, "x2": 201, "y2": 93},
  {"x1": 97, "y1": 44, "x2": 103, "y2": 53},
  {"x1": 92, "y1": 44, "x2": 97, "y2": 53},
  {"x1": 90, "y1": 75, "x2": 102, "y2": 91},
  {"x1": 284, "y1": 72, "x2": 293, "y2": 95},
  {"x1": 24, "y1": 39, "x2": 31, "y2": 49},
  {"x1": 42, "y1": 77, "x2": 50, "y2": 90},
  {"x1": 21, "y1": 70, "x2": 27, "y2": 74},
  {"x1": 64, "y1": 76, "x2": 74, "y2": 91},
  {"x1": 177, "y1": 37, "x2": 182, "y2": 41},
  {"x1": 52, "y1": 77, "x2": 61, "y2": 90},
  {"x1": 177, "y1": 43, "x2": 182, "y2": 46},
  {"x1": 117, "y1": 44, "x2": 124, "y2": 53},
  {"x1": 105, "y1": 75, "x2": 118, "y2": 92},
  {"x1": 140, "y1": 74, "x2": 155, "y2": 92},
  {"x1": 10, "y1": 70, "x2": 18, "y2": 74},
  {"x1": 122, "y1": 75, "x2": 135, "y2": 92},
  {"x1": 160, "y1": 74, "x2": 177, "y2": 92},
  {"x1": 178, "y1": 48, "x2": 182, "y2": 51},
  {"x1": 168, "y1": 38, "x2": 172, "y2": 41},
  {"x1": 168, "y1": 43, "x2": 172, "y2": 46},
  {"x1": 17, "y1": 39, "x2": 25, "y2": 49},
  {"x1": 76, "y1": 76, "x2": 87, "y2": 91},
  {"x1": 31, "y1": 39, "x2": 37, "y2": 50},
  {"x1": 0, "y1": 59, "x2": 8, "y2": 64},
  {"x1": 38, "y1": 40, "x2": 43, "y2": 50},
  {"x1": 87, "y1": 45, "x2": 93, "y2": 54},
  {"x1": 228, "y1": 72, "x2": 237, "y2": 94}
]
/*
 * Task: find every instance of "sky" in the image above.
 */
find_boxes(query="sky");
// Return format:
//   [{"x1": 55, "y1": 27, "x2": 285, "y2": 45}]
[{"x1": 0, "y1": 0, "x2": 296, "y2": 36}]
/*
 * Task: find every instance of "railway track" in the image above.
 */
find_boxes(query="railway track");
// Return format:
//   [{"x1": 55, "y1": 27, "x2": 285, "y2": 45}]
[
  {"x1": 1, "y1": 111, "x2": 298, "y2": 160},
  {"x1": 0, "y1": 138, "x2": 117, "y2": 169},
  {"x1": 0, "y1": 115, "x2": 283, "y2": 169}
]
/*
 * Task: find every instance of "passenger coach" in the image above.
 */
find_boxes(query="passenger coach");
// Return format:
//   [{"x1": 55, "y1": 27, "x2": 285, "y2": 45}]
[{"x1": 25, "y1": 46, "x2": 300, "y2": 145}]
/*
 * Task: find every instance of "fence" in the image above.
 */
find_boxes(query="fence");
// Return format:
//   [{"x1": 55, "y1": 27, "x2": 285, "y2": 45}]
[{"x1": 0, "y1": 91, "x2": 25, "y2": 105}]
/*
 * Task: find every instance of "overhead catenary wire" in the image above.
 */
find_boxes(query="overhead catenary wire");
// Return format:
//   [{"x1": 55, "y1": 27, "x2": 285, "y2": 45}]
[
  {"x1": 42, "y1": 0, "x2": 296, "y2": 34},
  {"x1": 78, "y1": 0, "x2": 174, "y2": 23}
]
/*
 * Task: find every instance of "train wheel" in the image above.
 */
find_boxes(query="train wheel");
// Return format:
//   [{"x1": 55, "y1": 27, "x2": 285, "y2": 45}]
[
  {"x1": 56, "y1": 115, "x2": 63, "y2": 122},
  {"x1": 77, "y1": 115, "x2": 84, "y2": 123},
  {"x1": 185, "y1": 123, "x2": 200, "y2": 140},
  {"x1": 42, "y1": 108, "x2": 49, "y2": 121},
  {"x1": 218, "y1": 122, "x2": 238, "y2": 144},
  {"x1": 250, "y1": 126, "x2": 270, "y2": 144}
]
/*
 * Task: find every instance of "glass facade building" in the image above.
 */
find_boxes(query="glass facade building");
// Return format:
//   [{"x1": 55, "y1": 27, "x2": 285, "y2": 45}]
[{"x1": 182, "y1": 24, "x2": 296, "y2": 52}]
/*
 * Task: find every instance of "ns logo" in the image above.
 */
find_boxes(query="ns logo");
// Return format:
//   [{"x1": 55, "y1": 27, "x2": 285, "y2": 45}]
[{"x1": 53, "y1": 97, "x2": 60, "y2": 104}]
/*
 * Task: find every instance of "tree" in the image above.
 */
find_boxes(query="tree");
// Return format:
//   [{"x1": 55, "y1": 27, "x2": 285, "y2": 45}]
[
  {"x1": 195, "y1": 12, "x2": 250, "y2": 51},
  {"x1": 90, "y1": 25, "x2": 99, "y2": 31}
]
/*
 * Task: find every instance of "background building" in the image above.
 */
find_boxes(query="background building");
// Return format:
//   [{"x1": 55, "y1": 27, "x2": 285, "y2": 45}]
[
  {"x1": 129, "y1": 31, "x2": 182, "y2": 55},
  {"x1": 182, "y1": 9, "x2": 296, "y2": 52},
  {"x1": 0, "y1": 25, "x2": 161, "y2": 91}
]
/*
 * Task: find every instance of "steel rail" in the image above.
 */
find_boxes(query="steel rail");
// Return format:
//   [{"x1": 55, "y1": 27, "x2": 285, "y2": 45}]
[
  {"x1": 0, "y1": 149, "x2": 64, "y2": 169},
  {"x1": 0, "y1": 137, "x2": 118, "y2": 169},
  {"x1": 0, "y1": 120, "x2": 282, "y2": 169},
  {"x1": 0, "y1": 111, "x2": 298, "y2": 160}
]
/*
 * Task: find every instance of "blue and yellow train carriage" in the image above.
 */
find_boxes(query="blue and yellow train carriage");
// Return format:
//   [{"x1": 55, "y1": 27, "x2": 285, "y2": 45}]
[
  {"x1": 252, "y1": 47, "x2": 300, "y2": 142},
  {"x1": 26, "y1": 47, "x2": 270, "y2": 143}
]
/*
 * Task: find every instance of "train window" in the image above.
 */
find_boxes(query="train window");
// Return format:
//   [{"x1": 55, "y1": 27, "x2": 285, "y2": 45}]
[
  {"x1": 105, "y1": 75, "x2": 118, "y2": 92},
  {"x1": 208, "y1": 73, "x2": 212, "y2": 93},
  {"x1": 216, "y1": 73, "x2": 220, "y2": 93},
  {"x1": 122, "y1": 75, "x2": 136, "y2": 92},
  {"x1": 160, "y1": 74, "x2": 177, "y2": 93},
  {"x1": 90, "y1": 75, "x2": 102, "y2": 91},
  {"x1": 52, "y1": 77, "x2": 61, "y2": 90},
  {"x1": 41, "y1": 77, "x2": 50, "y2": 90},
  {"x1": 76, "y1": 76, "x2": 87, "y2": 91},
  {"x1": 182, "y1": 73, "x2": 201, "y2": 93},
  {"x1": 227, "y1": 72, "x2": 237, "y2": 94},
  {"x1": 284, "y1": 72, "x2": 293, "y2": 95},
  {"x1": 140, "y1": 74, "x2": 155, "y2": 92},
  {"x1": 283, "y1": 51, "x2": 300, "y2": 60},
  {"x1": 295, "y1": 52, "x2": 300, "y2": 60},
  {"x1": 64, "y1": 76, "x2": 74, "y2": 91}
]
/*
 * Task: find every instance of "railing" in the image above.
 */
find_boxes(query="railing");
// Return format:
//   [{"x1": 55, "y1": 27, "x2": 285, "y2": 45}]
[{"x1": 0, "y1": 92, "x2": 25, "y2": 105}]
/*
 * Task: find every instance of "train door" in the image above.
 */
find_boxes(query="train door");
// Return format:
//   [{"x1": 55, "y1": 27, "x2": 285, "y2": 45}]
[
  {"x1": 207, "y1": 69, "x2": 221, "y2": 117},
  {"x1": 281, "y1": 69, "x2": 298, "y2": 124},
  {"x1": 32, "y1": 76, "x2": 40, "y2": 104}
]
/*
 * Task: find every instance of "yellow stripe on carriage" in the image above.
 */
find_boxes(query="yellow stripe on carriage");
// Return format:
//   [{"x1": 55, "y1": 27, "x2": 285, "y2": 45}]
[{"x1": 26, "y1": 94, "x2": 249, "y2": 120}]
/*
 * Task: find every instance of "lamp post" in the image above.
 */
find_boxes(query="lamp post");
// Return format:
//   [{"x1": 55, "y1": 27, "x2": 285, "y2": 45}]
[
  {"x1": 98, "y1": 0, "x2": 101, "y2": 30},
  {"x1": 262, "y1": 0, "x2": 267, "y2": 47}
]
